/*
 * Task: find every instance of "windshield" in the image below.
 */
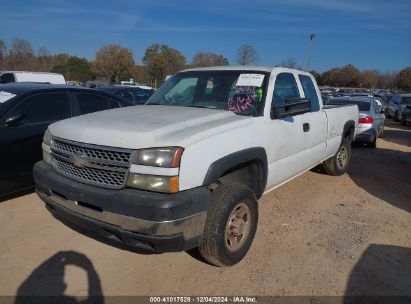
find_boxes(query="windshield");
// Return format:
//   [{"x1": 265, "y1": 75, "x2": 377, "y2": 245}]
[
  {"x1": 400, "y1": 97, "x2": 411, "y2": 105},
  {"x1": 146, "y1": 71, "x2": 268, "y2": 116},
  {"x1": 0, "y1": 90, "x2": 19, "y2": 117}
]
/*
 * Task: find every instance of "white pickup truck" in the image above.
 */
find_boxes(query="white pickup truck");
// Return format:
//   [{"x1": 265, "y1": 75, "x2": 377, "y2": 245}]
[{"x1": 34, "y1": 67, "x2": 358, "y2": 266}]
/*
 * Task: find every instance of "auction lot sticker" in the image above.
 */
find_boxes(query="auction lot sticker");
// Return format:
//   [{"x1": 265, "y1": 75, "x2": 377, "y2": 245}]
[{"x1": 236, "y1": 74, "x2": 265, "y2": 87}]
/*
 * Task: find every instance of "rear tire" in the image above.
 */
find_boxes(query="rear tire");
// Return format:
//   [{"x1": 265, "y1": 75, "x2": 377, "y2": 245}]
[
  {"x1": 199, "y1": 183, "x2": 258, "y2": 267},
  {"x1": 323, "y1": 138, "x2": 351, "y2": 176},
  {"x1": 378, "y1": 125, "x2": 384, "y2": 138},
  {"x1": 367, "y1": 138, "x2": 377, "y2": 148}
]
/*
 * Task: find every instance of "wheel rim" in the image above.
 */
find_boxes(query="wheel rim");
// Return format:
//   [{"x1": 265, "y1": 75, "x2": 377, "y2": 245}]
[
  {"x1": 225, "y1": 202, "x2": 251, "y2": 252},
  {"x1": 336, "y1": 146, "x2": 348, "y2": 169}
]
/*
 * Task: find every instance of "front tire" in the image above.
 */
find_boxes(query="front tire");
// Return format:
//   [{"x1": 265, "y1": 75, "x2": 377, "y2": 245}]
[
  {"x1": 323, "y1": 138, "x2": 352, "y2": 176},
  {"x1": 199, "y1": 183, "x2": 258, "y2": 267}
]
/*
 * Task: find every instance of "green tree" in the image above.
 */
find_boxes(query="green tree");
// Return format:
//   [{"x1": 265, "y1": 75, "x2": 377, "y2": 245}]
[
  {"x1": 66, "y1": 56, "x2": 91, "y2": 82},
  {"x1": 397, "y1": 67, "x2": 411, "y2": 92},
  {"x1": 143, "y1": 44, "x2": 186, "y2": 83},
  {"x1": 309, "y1": 70, "x2": 321, "y2": 84}
]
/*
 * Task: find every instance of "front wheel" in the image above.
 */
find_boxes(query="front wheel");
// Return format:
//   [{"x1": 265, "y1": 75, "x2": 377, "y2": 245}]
[
  {"x1": 323, "y1": 138, "x2": 352, "y2": 176},
  {"x1": 199, "y1": 183, "x2": 258, "y2": 267}
]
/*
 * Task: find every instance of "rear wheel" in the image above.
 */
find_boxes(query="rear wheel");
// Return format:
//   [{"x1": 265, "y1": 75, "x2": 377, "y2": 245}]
[
  {"x1": 199, "y1": 183, "x2": 258, "y2": 267},
  {"x1": 367, "y1": 138, "x2": 377, "y2": 148},
  {"x1": 378, "y1": 125, "x2": 384, "y2": 138},
  {"x1": 323, "y1": 138, "x2": 351, "y2": 176}
]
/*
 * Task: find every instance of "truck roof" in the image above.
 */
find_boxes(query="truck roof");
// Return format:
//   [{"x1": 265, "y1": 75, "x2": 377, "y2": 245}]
[{"x1": 182, "y1": 65, "x2": 310, "y2": 74}]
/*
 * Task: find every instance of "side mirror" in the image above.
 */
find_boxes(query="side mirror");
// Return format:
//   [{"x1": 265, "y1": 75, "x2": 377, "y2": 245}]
[
  {"x1": 4, "y1": 112, "x2": 24, "y2": 127},
  {"x1": 271, "y1": 98, "x2": 311, "y2": 119}
]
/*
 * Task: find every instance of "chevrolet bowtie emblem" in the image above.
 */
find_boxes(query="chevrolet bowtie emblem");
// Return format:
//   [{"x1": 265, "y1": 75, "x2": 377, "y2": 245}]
[{"x1": 71, "y1": 153, "x2": 89, "y2": 168}]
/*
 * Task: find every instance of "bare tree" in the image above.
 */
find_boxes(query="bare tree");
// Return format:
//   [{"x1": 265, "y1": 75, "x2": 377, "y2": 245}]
[
  {"x1": 236, "y1": 44, "x2": 259, "y2": 66},
  {"x1": 279, "y1": 58, "x2": 299, "y2": 69},
  {"x1": 7, "y1": 38, "x2": 34, "y2": 70},
  {"x1": 0, "y1": 39, "x2": 6, "y2": 61},
  {"x1": 37, "y1": 46, "x2": 54, "y2": 71},
  {"x1": 191, "y1": 52, "x2": 229, "y2": 67}
]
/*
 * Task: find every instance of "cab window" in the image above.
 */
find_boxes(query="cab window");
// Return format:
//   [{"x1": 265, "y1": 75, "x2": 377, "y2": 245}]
[
  {"x1": 272, "y1": 73, "x2": 300, "y2": 107},
  {"x1": 298, "y1": 75, "x2": 320, "y2": 111}
]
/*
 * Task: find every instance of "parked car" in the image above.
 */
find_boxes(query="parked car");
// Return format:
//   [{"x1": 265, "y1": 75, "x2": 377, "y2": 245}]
[
  {"x1": 96, "y1": 85, "x2": 155, "y2": 105},
  {"x1": 34, "y1": 67, "x2": 359, "y2": 266},
  {"x1": 327, "y1": 97, "x2": 384, "y2": 148},
  {"x1": 387, "y1": 94, "x2": 411, "y2": 121},
  {"x1": 0, "y1": 83, "x2": 133, "y2": 198},
  {"x1": 0, "y1": 71, "x2": 65, "y2": 84},
  {"x1": 400, "y1": 104, "x2": 411, "y2": 126}
]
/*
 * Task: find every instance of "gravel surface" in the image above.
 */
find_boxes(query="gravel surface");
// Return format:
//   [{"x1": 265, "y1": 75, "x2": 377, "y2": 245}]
[{"x1": 0, "y1": 120, "x2": 410, "y2": 298}]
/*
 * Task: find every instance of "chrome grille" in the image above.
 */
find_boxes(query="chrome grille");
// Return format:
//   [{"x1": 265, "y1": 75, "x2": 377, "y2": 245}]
[
  {"x1": 53, "y1": 139, "x2": 131, "y2": 164},
  {"x1": 50, "y1": 138, "x2": 133, "y2": 189}
]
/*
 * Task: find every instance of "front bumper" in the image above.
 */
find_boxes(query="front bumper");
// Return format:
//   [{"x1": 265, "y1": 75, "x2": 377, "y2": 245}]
[{"x1": 33, "y1": 161, "x2": 212, "y2": 252}]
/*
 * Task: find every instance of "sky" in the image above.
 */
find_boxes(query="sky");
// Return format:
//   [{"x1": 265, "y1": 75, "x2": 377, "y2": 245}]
[{"x1": 1, "y1": 0, "x2": 410, "y2": 72}]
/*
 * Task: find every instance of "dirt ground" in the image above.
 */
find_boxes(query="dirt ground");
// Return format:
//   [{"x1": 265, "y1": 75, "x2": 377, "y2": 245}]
[{"x1": 0, "y1": 120, "x2": 410, "y2": 299}]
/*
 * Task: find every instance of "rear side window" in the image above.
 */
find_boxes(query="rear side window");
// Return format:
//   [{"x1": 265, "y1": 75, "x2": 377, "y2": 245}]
[
  {"x1": 299, "y1": 75, "x2": 320, "y2": 111},
  {"x1": 400, "y1": 97, "x2": 411, "y2": 105},
  {"x1": 16, "y1": 92, "x2": 71, "y2": 123},
  {"x1": 272, "y1": 73, "x2": 300, "y2": 106},
  {"x1": 119, "y1": 90, "x2": 134, "y2": 102},
  {"x1": 133, "y1": 89, "x2": 151, "y2": 103},
  {"x1": 0, "y1": 73, "x2": 16, "y2": 84},
  {"x1": 77, "y1": 93, "x2": 110, "y2": 115}
]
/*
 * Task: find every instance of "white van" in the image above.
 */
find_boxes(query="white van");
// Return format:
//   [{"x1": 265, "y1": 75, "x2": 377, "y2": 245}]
[{"x1": 0, "y1": 71, "x2": 66, "y2": 84}]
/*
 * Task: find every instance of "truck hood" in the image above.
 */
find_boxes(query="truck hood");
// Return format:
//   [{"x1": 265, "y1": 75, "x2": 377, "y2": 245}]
[{"x1": 49, "y1": 105, "x2": 253, "y2": 149}]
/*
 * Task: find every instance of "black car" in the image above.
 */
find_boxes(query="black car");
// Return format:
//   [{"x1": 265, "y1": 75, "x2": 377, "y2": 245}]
[
  {"x1": 96, "y1": 85, "x2": 155, "y2": 105},
  {"x1": 0, "y1": 83, "x2": 133, "y2": 198}
]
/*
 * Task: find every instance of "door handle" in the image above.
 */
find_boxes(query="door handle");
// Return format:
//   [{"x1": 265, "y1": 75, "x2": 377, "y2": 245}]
[{"x1": 303, "y1": 123, "x2": 310, "y2": 132}]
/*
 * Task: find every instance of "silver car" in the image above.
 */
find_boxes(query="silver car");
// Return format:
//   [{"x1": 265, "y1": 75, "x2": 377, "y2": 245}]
[
  {"x1": 327, "y1": 97, "x2": 385, "y2": 148},
  {"x1": 387, "y1": 94, "x2": 411, "y2": 121}
]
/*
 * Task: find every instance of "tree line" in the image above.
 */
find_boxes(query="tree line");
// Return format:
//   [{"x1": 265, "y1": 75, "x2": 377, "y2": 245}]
[{"x1": 1, "y1": 38, "x2": 410, "y2": 91}]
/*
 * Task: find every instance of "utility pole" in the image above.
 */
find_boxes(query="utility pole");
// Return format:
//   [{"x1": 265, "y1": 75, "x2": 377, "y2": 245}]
[{"x1": 306, "y1": 33, "x2": 316, "y2": 71}]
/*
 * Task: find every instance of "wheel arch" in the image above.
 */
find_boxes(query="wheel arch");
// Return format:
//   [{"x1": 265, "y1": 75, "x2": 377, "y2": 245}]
[
  {"x1": 202, "y1": 147, "x2": 268, "y2": 199},
  {"x1": 343, "y1": 120, "x2": 355, "y2": 143}
]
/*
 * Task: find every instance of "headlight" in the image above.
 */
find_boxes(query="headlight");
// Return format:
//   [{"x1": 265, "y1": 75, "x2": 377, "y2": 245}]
[
  {"x1": 43, "y1": 129, "x2": 53, "y2": 146},
  {"x1": 42, "y1": 129, "x2": 53, "y2": 165},
  {"x1": 133, "y1": 147, "x2": 183, "y2": 168},
  {"x1": 127, "y1": 173, "x2": 179, "y2": 193}
]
